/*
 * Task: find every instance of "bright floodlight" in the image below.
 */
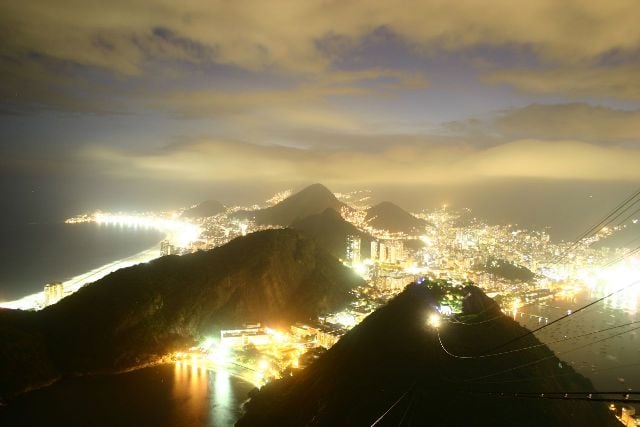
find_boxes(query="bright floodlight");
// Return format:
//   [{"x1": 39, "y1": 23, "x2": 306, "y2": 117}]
[
  {"x1": 334, "y1": 312, "x2": 356, "y2": 328},
  {"x1": 428, "y1": 313, "x2": 441, "y2": 328},
  {"x1": 209, "y1": 343, "x2": 229, "y2": 365},
  {"x1": 258, "y1": 359, "x2": 270, "y2": 371}
]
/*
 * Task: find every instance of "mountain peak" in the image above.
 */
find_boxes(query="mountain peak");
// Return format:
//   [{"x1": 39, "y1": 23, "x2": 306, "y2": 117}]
[
  {"x1": 365, "y1": 201, "x2": 426, "y2": 233},
  {"x1": 181, "y1": 199, "x2": 225, "y2": 218},
  {"x1": 238, "y1": 282, "x2": 618, "y2": 426},
  {"x1": 370, "y1": 200, "x2": 409, "y2": 212},
  {"x1": 248, "y1": 183, "x2": 346, "y2": 226},
  {"x1": 290, "y1": 183, "x2": 341, "y2": 204},
  {"x1": 302, "y1": 182, "x2": 334, "y2": 195}
]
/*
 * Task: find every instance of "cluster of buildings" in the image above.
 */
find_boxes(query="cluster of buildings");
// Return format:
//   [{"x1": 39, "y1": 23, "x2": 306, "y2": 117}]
[
  {"x1": 370, "y1": 239, "x2": 405, "y2": 264},
  {"x1": 339, "y1": 206, "x2": 636, "y2": 318},
  {"x1": 43, "y1": 282, "x2": 64, "y2": 307},
  {"x1": 610, "y1": 404, "x2": 640, "y2": 427},
  {"x1": 345, "y1": 235, "x2": 407, "y2": 267},
  {"x1": 66, "y1": 193, "x2": 638, "y2": 396},
  {"x1": 164, "y1": 199, "x2": 638, "y2": 407}
]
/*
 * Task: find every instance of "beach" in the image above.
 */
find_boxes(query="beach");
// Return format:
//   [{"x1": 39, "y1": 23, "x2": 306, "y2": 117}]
[{"x1": 0, "y1": 239, "x2": 164, "y2": 311}]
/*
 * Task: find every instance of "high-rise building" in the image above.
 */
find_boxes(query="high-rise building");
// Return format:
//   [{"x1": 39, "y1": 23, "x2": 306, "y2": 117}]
[
  {"x1": 378, "y1": 242, "x2": 388, "y2": 263},
  {"x1": 387, "y1": 240, "x2": 404, "y2": 264},
  {"x1": 160, "y1": 239, "x2": 178, "y2": 256},
  {"x1": 371, "y1": 240, "x2": 404, "y2": 264},
  {"x1": 44, "y1": 282, "x2": 64, "y2": 307},
  {"x1": 346, "y1": 235, "x2": 361, "y2": 265}
]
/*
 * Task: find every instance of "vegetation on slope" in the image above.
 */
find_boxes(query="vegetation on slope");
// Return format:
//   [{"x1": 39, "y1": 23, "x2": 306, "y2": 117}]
[
  {"x1": 475, "y1": 257, "x2": 536, "y2": 282},
  {"x1": 291, "y1": 208, "x2": 374, "y2": 259},
  {"x1": 0, "y1": 229, "x2": 363, "y2": 399},
  {"x1": 238, "y1": 282, "x2": 616, "y2": 426}
]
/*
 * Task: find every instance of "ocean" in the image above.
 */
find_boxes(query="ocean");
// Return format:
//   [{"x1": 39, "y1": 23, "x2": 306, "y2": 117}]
[
  {"x1": 0, "y1": 364, "x2": 255, "y2": 427},
  {"x1": 0, "y1": 222, "x2": 164, "y2": 302}
]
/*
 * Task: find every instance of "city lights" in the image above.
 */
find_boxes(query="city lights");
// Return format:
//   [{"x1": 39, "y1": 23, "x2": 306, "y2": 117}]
[
  {"x1": 94, "y1": 212, "x2": 201, "y2": 247},
  {"x1": 332, "y1": 312, "x2": 357, "y2": 328},
  {"x1": 512, "y1": 298, "x2": 520, "y2": 319},
  {"x1": 438, "y1": 305, "x2": 453, "y2": 316},
  {"x1": 208, "y1": 344, "x2": 230, "y2": 365}
]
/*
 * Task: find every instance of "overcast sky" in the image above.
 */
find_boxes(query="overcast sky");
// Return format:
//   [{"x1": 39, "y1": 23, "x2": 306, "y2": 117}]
[{"x1": 1, "y1": 1, "x2": 640, "y2": 232}]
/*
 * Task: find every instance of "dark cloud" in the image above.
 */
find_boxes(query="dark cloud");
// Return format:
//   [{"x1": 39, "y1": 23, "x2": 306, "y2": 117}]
[
  {"x1": 486, "y1": 65, "x2": 640, "y2": 100},
  {"x1": 0, "y1": 54, "x2": 130, "y2": 114},
  {"x1": 445, "y1": 103, "x2": 640, "y2": 145},
  {"x1": 3, "y1": 0, "x2": 640, "y2": 113},
  {"x1": 495, "y1": 103, "x2": 640, "y2": 144}
]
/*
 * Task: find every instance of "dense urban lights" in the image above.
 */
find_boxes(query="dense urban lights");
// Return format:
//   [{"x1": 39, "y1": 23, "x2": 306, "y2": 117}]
[{"x1": 94, "y1": 212, "x2": 201, "y2": 247}]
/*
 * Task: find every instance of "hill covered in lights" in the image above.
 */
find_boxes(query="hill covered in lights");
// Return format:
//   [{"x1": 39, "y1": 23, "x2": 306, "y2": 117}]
[
  {"x1": 238, "y1": 281, "x2": 618, "y2": 426},
  {"x1": 0, "y1": 229, "x2": 363, "y2": 399}
]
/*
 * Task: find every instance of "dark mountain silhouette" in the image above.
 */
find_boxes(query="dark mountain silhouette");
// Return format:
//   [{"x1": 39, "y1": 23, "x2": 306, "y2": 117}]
[
  {"x1": 181, "y1": 200, "x2": 225, "y2": 218},
  {"x1": 475, "y1": 257, "x2": 536, "y2": 282},
  {"x1": 292, "y1": 208, "x2": 374, "y2": 260},
  {"x1": 238, "y1": 282, "x2": 617, "y2": 426},
  {"x1": 365, "y1": 201, "x2": 427, "y2": 233},
  {"x1": 0, "y1": 229, "x2": 363, "y2": 399},
  {"x1": 239, "y1": 183, "x2": 348, "y2": 226}
]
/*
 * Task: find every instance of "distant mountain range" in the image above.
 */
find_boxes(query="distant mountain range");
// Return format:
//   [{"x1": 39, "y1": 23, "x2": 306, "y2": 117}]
[
  {"x1": 181, "y1": 199, "x2": 225, "y2": 218},
  {"x1": 238, "y1": 183, "x2": 348, "y2": 226},
  {"x1": 365, "y1": 201, "x2": 427, "y2": 233},
  {"x1": 238, "y1": 282, "x2": 617, "y2": 426},
  {"x1": 0, "y1": 229, "x2": 363, "y2": 399}
]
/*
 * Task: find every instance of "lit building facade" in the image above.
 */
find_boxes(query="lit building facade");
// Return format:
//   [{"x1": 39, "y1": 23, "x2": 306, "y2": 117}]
[
  {"x1": 346, "y1": 235, "x2": 361, "y2": 264},
  {"x1": 43, "y1": 282, "x2": 64, "y2": 306}
]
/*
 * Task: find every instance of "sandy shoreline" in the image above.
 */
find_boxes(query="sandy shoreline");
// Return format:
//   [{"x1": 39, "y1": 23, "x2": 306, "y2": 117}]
[{"x1": 0, "y1": 237, "x2": 165, "y2": 311}]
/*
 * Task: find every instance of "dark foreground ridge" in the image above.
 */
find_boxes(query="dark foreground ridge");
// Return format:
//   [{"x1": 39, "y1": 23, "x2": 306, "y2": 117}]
[
  {"x1": 238, "y1": 282, "x2": 618, "y2": 426},
  {"x1": 0, "y1": 229, "x2": 363, "y2": 399}
]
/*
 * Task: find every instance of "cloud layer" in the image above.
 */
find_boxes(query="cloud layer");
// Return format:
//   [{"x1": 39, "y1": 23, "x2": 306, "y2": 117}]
[
  {"x1": 3, "y1": 0, "x2": 640, "y2": 110},
  {"x1": 4, "y1": 0, "x2": 640, "y2": 72},
  {"x1": 446, "y1": 103, "x2": 640, "y2": 144},
  {"x1": 2, "y1": 0, "x2": 640, "y2": 190},
  {"x1": 82, "y1": 137, "x2": 640, "y2": 184}
]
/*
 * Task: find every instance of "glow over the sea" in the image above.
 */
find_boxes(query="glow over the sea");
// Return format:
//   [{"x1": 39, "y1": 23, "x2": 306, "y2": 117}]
[{"x1": 0, "y1": 213, "x2": 201, "y2": 311}]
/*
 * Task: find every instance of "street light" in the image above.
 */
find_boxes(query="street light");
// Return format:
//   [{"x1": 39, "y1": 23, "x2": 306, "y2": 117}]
[{"x1": 428, "y1": 313, "x2": 441, "y2": 328}]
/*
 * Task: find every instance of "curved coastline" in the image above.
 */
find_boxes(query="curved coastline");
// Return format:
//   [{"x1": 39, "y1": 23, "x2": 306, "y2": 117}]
[
  {"x1": 0, "y1": 235, "x2": 166, "y2": 311},
  {"x1": 2, "y1": 357, "x2": 258, "y2": 406}
]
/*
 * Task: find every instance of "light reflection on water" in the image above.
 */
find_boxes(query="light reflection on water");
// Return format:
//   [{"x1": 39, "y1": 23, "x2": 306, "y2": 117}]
[
  {"x1": 213, "y1": 368, "x2": 232, "y2": 422},
  {"x1": 517, "y1": 286, "x2": 640, "y2": 392},
  {"x1": 0, "y1": 363, "x2": 255, "y2": 427},
  {"x1": 172, "y1": 361, "x2": 246, "y2": 426}
]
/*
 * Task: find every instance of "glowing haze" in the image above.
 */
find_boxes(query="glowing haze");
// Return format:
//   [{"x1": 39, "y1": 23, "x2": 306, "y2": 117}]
[{"x1": 1, "y1": 0, "x2": 639, "y2": 225}]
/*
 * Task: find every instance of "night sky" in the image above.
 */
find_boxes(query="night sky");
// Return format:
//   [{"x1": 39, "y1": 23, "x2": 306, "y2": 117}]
[{"x1": 1, "y1": 1, "x2": 639, "y2": 232}]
